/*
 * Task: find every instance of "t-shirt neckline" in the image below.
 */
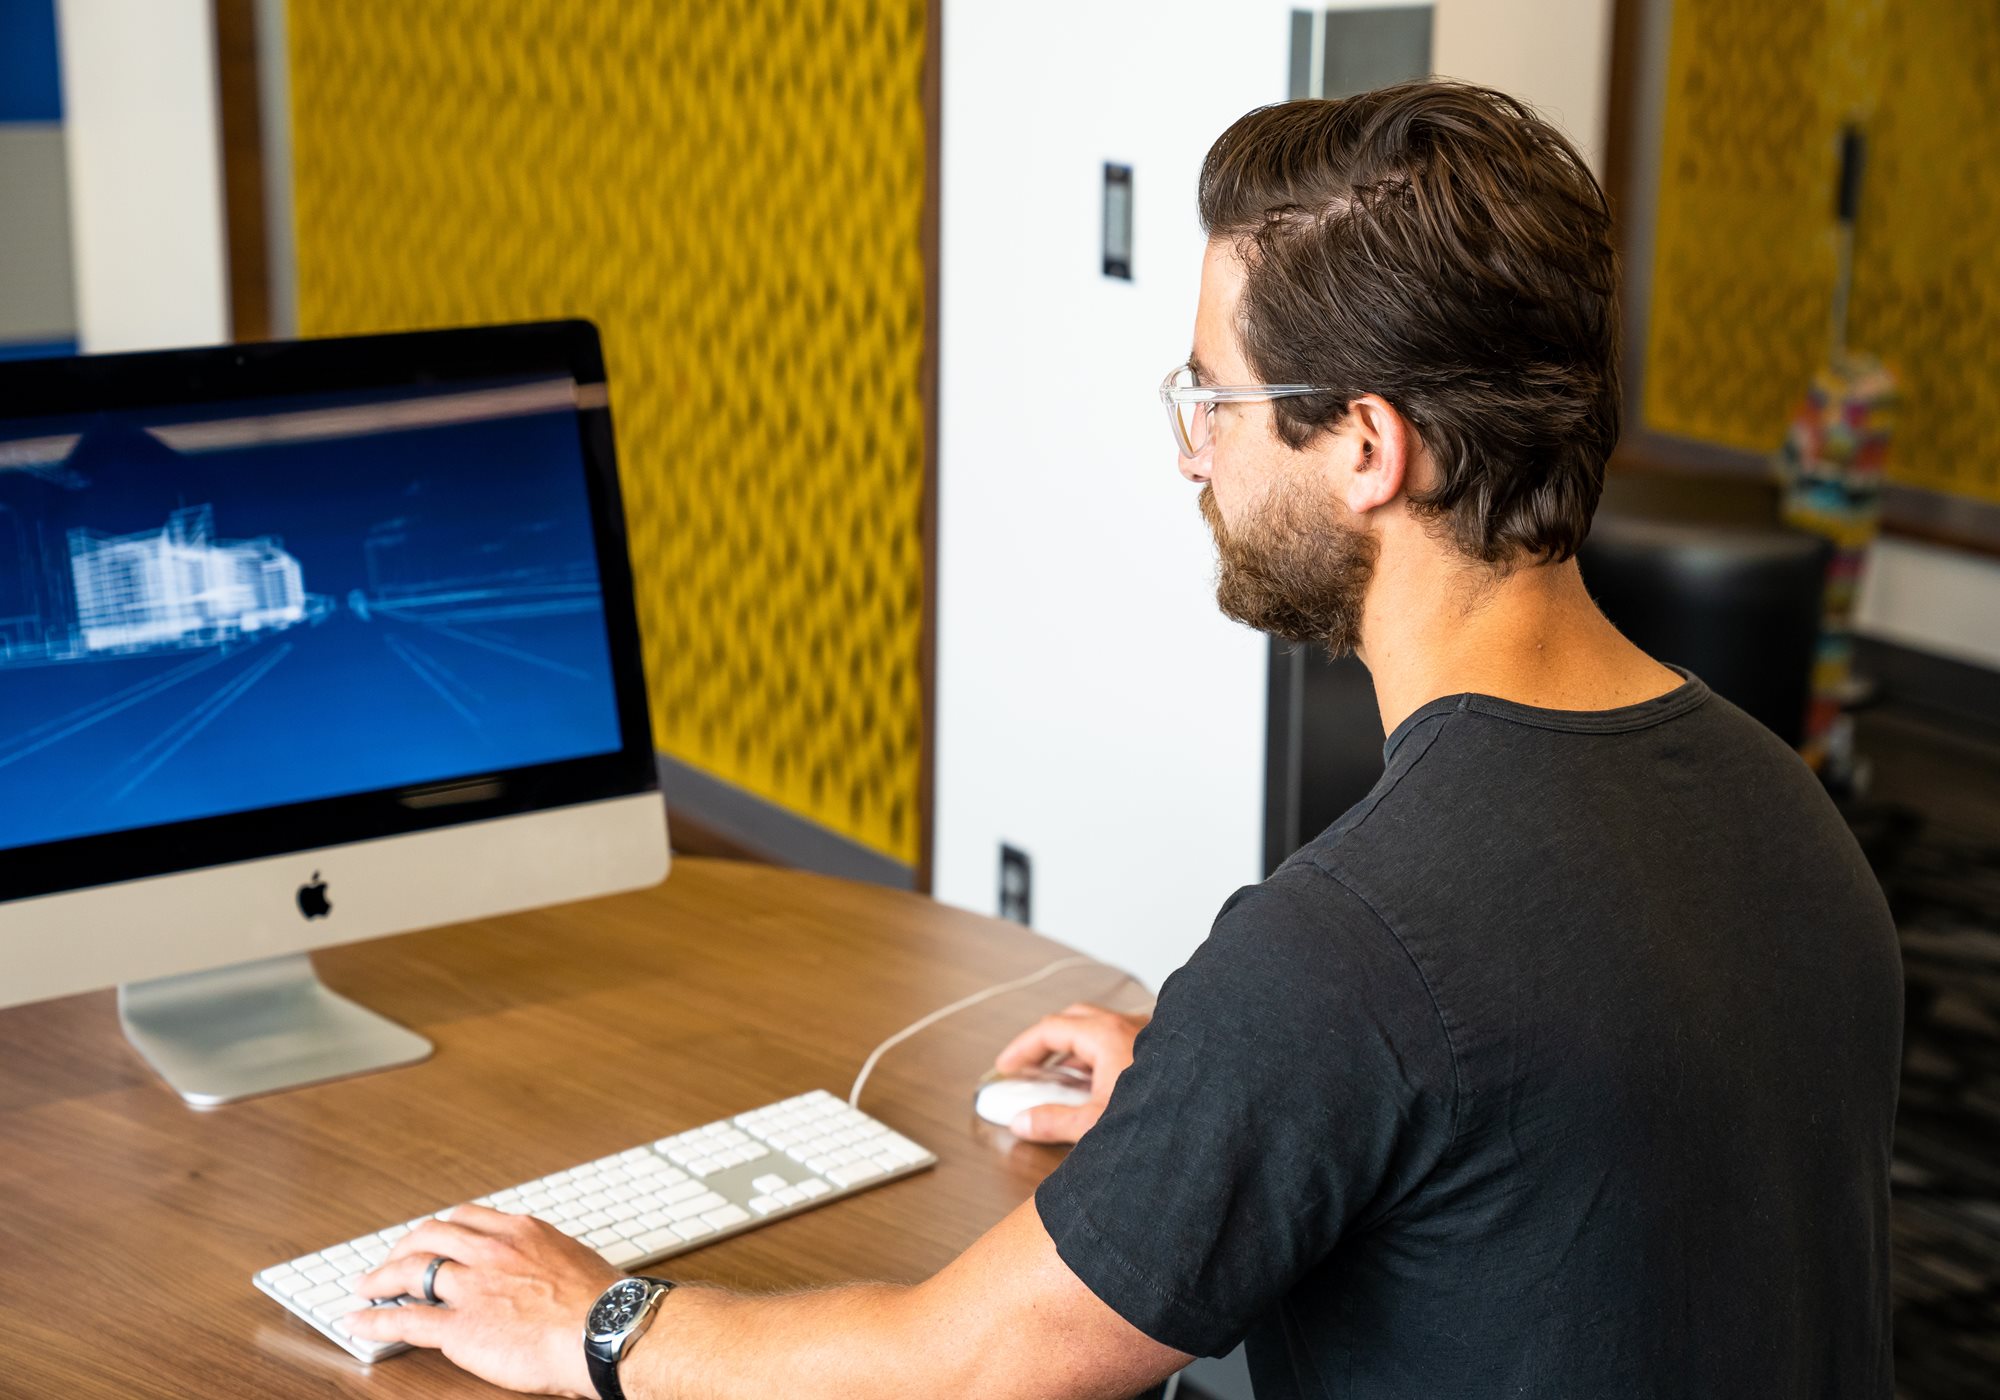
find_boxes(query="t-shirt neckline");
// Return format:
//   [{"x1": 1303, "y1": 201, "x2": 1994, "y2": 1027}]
[{"x1": 1383, "y1": 667, "x2": 1711, "y2": 761}]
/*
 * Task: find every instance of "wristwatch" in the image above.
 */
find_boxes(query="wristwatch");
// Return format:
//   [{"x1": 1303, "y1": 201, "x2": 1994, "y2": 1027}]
[{"x1": 584, "y1": 1276, "x2": 675, "y2": 1400}]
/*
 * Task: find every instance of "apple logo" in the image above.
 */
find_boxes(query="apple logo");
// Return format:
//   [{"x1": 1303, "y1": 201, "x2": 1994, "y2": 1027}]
[{"x1": 297, "y1": 872, "x2": 332, "y2": 921}]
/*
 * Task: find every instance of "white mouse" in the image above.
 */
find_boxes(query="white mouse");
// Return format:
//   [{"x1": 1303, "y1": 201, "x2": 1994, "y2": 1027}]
[{"x1": 973, "y1": 1074, "x2": 1093, "y2": 1128}]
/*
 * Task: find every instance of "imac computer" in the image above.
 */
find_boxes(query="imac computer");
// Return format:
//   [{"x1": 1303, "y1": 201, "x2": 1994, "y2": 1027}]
[{"x1": 0, "y1": 321, "x2": 669, "y2": 1106}]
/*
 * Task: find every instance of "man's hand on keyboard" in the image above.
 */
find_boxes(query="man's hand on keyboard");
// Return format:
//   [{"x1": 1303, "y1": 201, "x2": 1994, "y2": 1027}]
[
  {"x1": 348, "y1": 1203, "x2": 621, "y2": 1398},
  {"x1": 992, "y1": 1003, "x2": 1151, "y2": 1144}
]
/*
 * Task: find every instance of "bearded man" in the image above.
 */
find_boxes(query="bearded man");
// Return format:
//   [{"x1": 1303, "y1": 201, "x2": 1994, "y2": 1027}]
[{"x1": 351, "y1": 80, "x2": 1903, "y2": 1400}]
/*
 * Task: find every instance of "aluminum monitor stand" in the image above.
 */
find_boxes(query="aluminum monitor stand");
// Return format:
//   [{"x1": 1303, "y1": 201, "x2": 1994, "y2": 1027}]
[{"x1": 118, "y1": 952, "x2": 431, "y2": 1108}]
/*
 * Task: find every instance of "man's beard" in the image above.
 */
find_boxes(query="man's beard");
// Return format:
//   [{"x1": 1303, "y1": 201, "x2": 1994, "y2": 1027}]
[{"x1": 1198, "y1": 479, "x2": 1378, "y2": 658}]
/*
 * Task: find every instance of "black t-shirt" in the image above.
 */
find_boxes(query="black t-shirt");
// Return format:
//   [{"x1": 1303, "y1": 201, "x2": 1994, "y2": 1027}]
[{"x1": 1037, "y1": 676, "x2": 1903, "y2": 1398}]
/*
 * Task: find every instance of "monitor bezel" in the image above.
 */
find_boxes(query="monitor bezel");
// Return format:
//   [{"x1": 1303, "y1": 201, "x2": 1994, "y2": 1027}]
[{"x1": 0, "y1": 319, "x2": 659, "y2": 906}]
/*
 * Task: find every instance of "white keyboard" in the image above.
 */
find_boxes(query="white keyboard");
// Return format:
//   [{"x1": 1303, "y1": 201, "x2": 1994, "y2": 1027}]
[{"x1": 254, "y1": 1089, "x2": 936, "y2": 1362}]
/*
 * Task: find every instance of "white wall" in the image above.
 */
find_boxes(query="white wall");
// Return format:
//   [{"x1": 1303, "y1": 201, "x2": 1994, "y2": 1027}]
[
  {"x1": 1857, "y1": 536, "x2": 2000, "y2": 671},
  {"x1": 934, "y1": 1, "x2": 1617, "y2": 992},
  {"x1": 934, "y1": 0, "x2": 1306, "y2": 991},
  {"x1": 1433, "y1": 0, "x2": 1614, "y2": 176},
  {"x1": 54, "y1": 0, "x2": 230, "y2": 353}
]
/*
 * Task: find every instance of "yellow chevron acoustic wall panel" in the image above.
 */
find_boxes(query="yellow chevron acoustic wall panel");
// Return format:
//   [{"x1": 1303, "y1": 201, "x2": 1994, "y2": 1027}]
[
  {"x1": 287, "y1": 1, "x2": 927, "y2": 862},
  {"x1": 1645, "y1": 0, "x2": 2000, "y2": 502}
]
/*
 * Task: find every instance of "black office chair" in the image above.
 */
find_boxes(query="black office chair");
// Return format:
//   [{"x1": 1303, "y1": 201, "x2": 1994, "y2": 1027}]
[{"x1": 1577, "y1": 515, "x2": 1831, "y2": 749}]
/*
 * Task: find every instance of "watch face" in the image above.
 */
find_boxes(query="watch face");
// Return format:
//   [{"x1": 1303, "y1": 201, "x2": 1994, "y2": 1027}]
[{"x1": 588, "y1": 1279, "x2": 650, "y2": 1339}]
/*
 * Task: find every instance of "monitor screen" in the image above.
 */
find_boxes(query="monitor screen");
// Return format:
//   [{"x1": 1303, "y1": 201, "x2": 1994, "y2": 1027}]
[{"x1": 0, "y1": 374, "x2": 626, "y2": 855}]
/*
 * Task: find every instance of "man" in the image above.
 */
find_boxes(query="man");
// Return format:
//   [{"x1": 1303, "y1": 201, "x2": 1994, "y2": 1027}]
[{"x1": 351, "y1": 80, "x2": 1903, "y2": 1398}]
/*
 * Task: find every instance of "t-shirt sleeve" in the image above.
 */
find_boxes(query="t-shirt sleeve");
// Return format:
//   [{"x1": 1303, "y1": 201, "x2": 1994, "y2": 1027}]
[{"x1": 1034, "y1": 863, "x2": 1459, "y2": 1357}]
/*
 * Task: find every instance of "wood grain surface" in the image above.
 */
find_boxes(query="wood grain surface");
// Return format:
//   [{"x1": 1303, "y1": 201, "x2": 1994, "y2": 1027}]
[{"x1": 0, "y1": 858, "x2": 1148, "y2": 1398}]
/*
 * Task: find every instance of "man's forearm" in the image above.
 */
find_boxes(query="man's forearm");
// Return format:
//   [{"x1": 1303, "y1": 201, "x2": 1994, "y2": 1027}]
[
  {"x1": 348, "y1": 1187, "x2": 1176, "y2": 1397},
  {"x1": 623, "y1": 1278, "x2": 984, "y2": 1400}
]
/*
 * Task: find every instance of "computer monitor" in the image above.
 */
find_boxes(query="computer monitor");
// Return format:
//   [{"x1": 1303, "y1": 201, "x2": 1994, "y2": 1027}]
[{"x1": 0, "y1": 321, "x2": 669, "y2": 1106}]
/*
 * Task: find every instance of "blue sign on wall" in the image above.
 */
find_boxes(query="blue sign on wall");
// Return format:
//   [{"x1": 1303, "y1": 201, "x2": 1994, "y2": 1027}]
[{"x1": 0, "y1": 0, "x2": 64, "y2": 124}]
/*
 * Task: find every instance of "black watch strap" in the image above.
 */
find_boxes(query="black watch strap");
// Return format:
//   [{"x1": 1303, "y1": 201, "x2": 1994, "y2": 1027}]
[
  {"x1": 586, "y1": 1344, "x2": 626, "y2": 1400},
  {"x1": 587, "y1": 1277, "x2": 674, "y2": 1400}
]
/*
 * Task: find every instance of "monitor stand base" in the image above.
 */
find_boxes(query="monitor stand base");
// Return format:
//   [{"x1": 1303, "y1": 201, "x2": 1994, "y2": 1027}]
[{"x1": 119, "y1": 953, "x2": 433, "y2": 1108}]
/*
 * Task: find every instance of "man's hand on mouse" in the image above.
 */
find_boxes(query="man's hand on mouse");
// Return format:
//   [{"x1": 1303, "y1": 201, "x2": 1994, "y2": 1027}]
[
  {"x1": 993, "y1": 1002, "x2": 1151, "y2": 1144},
  {"x1": 346, "y1": 1203, "x2": 621, "y2": 1398}
]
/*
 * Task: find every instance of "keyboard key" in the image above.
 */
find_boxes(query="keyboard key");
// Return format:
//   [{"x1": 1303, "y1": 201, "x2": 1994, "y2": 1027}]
[
  {"x1": 633, "y1": 1226, "x2": 681, "y2": 1253},
  {"x1": 747, "y1": 1195, "x2": 780, "y2": 1215},
  {"x1": 670, "y1": 1218, "x2": 715, "y2": 1243},
  {"x1": 666, "y1": 1192, "x2": 725, "y2": 1223},
  {"x1": 314, "y1": 1295, "x2": 371, "y2": 1322},
  {"x1": 583, "y1": 1228, "x2": 623, "y2": 1248},
  {"x1": 827, "y1": 1161, "x2": 884, "y2": 1187},
  {"x1": 295, "y1": 1281, "x2": 348, "y2": 1309},
  {"x1": 600, "y1": 1241, "x2": 646, "y2": 1267},
  {"x1": 751, "y1": 1174, "x2": 789, "y2": 1194},
  {"x1": 701, "y1": 1204, "x2": 750, "y2": 1229},
  {"x1": 796, "y1": 1178, "x2": 832, "y2": 1198}
]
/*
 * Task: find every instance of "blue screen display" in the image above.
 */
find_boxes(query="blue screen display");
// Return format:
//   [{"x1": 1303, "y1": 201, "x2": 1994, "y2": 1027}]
[{"x1": 0, "y1": 377, "x2": 626, "y2": 852}]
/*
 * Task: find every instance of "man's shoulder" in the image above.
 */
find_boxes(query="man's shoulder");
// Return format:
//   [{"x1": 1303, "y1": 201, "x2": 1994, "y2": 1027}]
[
  {"x1": 1183, "y1": 860, "x2": 1441, "y2": 1030},
  {"x1": 1287, "y1": 701, "x2": 1467, "y2": 875}
]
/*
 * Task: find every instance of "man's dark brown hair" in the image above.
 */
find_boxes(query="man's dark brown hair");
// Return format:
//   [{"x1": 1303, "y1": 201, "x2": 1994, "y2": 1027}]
[{"x1": 1198, "y1": 80, "x2": 1621, "y2": 564}]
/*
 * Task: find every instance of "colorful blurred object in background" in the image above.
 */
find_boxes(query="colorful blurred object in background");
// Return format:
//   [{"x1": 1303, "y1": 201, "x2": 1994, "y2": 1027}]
[{"x1": 1779, "y1": 352, "x2": 1897, "y2": 777}]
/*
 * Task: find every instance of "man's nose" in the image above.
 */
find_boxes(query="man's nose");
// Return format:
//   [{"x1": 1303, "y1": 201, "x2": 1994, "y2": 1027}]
[{"x1": 1177, "y1": 453, "x2": 1209, "y2": 484}]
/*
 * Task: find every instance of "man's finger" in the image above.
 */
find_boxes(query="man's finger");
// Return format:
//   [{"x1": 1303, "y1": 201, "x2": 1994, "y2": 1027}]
[
  {"x1": 342, "y1": 1298, "x2": 455, "y2": 1349},
  {"x1": 994, "y1": 1014, "x2": 1098, "y2": 1074},
  {"x1": 1010, "y1": 1101, "x2": 1102, "y2": 1145},
  {"x1": 437, "y1": 1202, "x2": 517, "y2": 1234},
  {"x1": 379, "y1": 1218, "x2": 502, "y2": 1274},
  {"x1": 356, "y1": 1250, "x2": 471, "y2": 1304}
]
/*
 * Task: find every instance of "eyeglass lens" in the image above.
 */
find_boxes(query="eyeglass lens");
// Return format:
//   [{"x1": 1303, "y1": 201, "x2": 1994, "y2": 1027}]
[{"x1": 1169, "y1": 368, "x2": 1210, "y2": 458}]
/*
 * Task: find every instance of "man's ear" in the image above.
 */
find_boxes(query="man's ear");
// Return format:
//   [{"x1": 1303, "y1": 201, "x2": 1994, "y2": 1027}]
[{"x1": 1338, "y1": 394, "x2": 1413, "y2": 516}]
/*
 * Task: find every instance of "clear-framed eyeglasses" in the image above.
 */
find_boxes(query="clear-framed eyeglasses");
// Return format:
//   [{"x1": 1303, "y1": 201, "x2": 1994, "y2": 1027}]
[{"x1": 1159, "y1": 363, "x2": 1333, "y2": 460}]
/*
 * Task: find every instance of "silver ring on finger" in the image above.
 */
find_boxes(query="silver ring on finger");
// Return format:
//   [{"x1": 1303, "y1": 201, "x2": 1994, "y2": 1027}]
[{"x1": 421, "y1": 1254, "x2": 452, "y2": 1306}]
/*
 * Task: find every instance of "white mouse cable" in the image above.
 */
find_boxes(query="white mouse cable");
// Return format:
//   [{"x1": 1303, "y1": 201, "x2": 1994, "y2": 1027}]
[{"x1": 847, "y1": 954, "x2": 1142, "y2": 1109}]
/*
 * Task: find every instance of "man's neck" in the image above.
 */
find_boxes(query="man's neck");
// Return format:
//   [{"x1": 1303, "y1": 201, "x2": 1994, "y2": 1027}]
[{"x1": 1355, "y1": 554, "x2": 1684, "y2": 736}]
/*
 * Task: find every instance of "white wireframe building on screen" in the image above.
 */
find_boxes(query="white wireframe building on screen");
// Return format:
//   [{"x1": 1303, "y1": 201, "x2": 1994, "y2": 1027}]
[{"x1": 67, "y1": 506, "x2": 307, "y2": 654}]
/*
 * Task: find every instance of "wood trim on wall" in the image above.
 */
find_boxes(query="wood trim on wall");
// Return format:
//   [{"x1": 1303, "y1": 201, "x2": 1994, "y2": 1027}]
[
  {"x1": 212, "y1": 0, "x2": 270, "y2": 343},
  {"x1": 917, "y1": 0, "x2": 942, "y2": 893}
]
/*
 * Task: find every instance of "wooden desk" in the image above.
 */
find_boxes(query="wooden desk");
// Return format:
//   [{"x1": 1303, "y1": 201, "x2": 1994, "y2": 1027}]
[{"x1": 0, "y1": 859, "x2": 1143, "y2": 1398}]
